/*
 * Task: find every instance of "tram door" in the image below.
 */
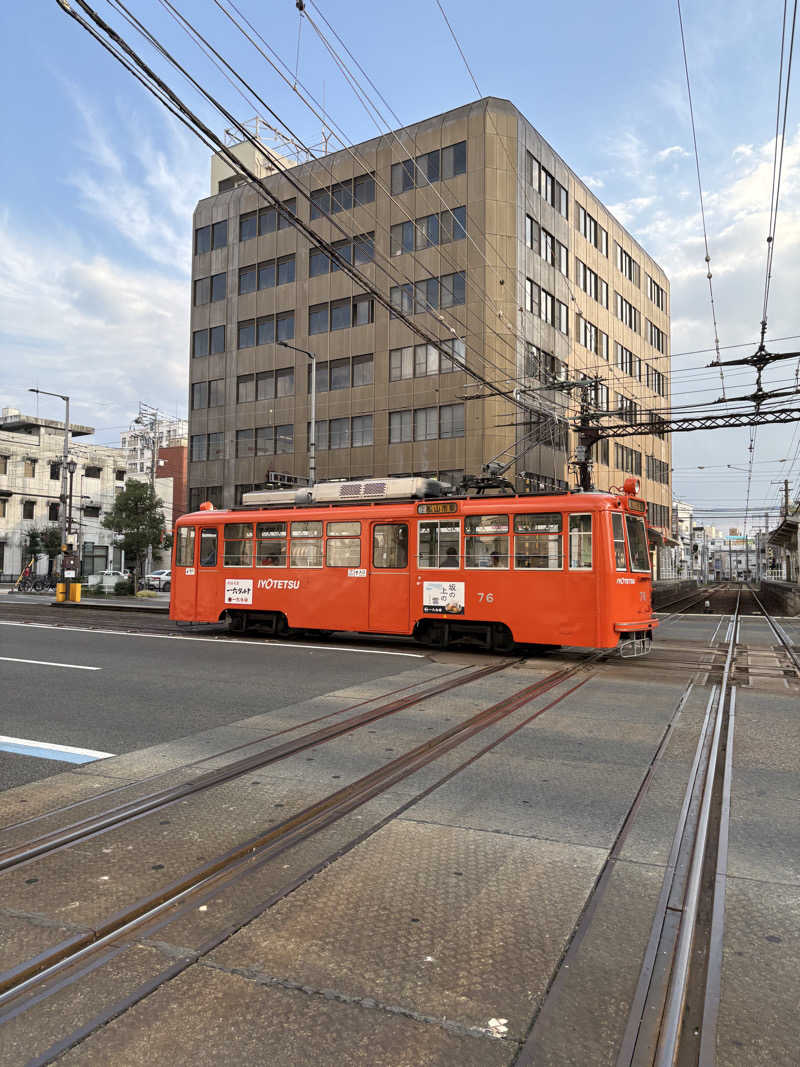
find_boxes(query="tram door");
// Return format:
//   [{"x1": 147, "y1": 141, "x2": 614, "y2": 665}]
[
  {"x1": 195, "y1": 527, "x2": 220, "y2": 621},
  {"x1": 369, "y1": 522, "x2": 410, "y2": 633}
]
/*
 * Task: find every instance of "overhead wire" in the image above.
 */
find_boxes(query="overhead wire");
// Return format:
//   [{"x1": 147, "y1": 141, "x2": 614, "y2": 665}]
[{"x1": 676, "y1": 0, "x2": 726, "y2": 401}]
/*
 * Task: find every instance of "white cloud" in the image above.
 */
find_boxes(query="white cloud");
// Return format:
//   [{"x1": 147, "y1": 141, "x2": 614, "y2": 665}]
[
  {"x1": 583, "y1": 175, "x2": 604, "y2": 190},
  {"x1": 0, "y1": 217, "x2": 190, "y2": 434},
  {"x1": 655, "y1": 145, "x2": 689, "y2": 163}
]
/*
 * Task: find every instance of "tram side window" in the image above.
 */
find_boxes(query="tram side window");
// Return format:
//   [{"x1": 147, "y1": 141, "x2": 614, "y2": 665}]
[
  {"x1": 611, "y1": 512, "x2": 627, "y2": 570},
  {"x1": 176, "y1": 527, "x2": 196, "y2": 566},
  {"x1": 224, "y1": 523, "x2": 254, "y2": 567},
  {"x1": 569, "y1": 514, "x2": 592, "y2": 569},
  {"x1": 465, "y1": 515, "x2": 509, "y2": 568},
  {"x1": 255, "y1": 521, "x2": 287, "y2": 567},
  {"x1": 326, "y1": 521, "x2": 361, "y2": 567},
  {"x1": 373, "y1": 524, "x2": 408, "y2": 568},
  {"x1": 290, "y1": 521, "x2": 323, "y2": 568},
  {"x1": 625, "y1": 514, "x2": 651, "y2": 572},
  {"x1": 418, "y1": 520, "x2": 460, "y2": 568},
  {"x1": 514, "y1": 513, "x2": 562, "y2": 569},
  {"x1": 199, "y1": 528, "x2": 218, "y2": 567}
]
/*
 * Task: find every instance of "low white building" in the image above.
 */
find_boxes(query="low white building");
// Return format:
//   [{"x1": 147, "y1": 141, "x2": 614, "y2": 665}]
[{"x1": 0, "y1": 408, "x2": 127, "y2": 580}]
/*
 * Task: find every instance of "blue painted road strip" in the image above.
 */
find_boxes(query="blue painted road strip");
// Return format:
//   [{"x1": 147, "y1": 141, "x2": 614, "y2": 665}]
[{"x1": 0, "y1": 736, "x2": 115, "y2": 764}]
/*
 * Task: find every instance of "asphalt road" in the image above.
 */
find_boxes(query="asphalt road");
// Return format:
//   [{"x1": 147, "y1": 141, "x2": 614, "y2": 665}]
[{"x1": 0, "y1": 619, "x2": 426, "y2": 790}]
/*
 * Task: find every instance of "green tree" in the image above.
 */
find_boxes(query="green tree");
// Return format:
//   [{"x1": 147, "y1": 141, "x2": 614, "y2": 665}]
[
  {"x1": 24, "y1": 525, "x2": 63, "y2": 575},
  {"x1": 102, "y1": 481, "x2": 166, "y2": 582}
]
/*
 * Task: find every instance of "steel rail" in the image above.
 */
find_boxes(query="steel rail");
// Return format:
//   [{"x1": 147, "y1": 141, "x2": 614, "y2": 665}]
[
  {"x1": 0, "y1": 658, "x2": 519, "y2": 872},
  {"x1": 0, "y1": 660, "x2": 474, "y2": 836},
  {"x1": 654, "y1": 587, "x2": 740, "y2": 1066},
  {"x1": 749, "y1": 586, "x2": 800, "y2": 674},
  {"x1": 0, "y1": 653, "x2": 603, "y2": 1018}
]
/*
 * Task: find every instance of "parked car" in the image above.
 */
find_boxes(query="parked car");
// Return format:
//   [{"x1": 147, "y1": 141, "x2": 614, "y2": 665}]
[{"x1": 144, "y1": 569, "x2": 171, "y2": 591}]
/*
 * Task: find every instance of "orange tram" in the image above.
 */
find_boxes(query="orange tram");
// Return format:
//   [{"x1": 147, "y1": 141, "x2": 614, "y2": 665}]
[{"x1": 170, "y1": 477, "x2": 658, "y2": 656}]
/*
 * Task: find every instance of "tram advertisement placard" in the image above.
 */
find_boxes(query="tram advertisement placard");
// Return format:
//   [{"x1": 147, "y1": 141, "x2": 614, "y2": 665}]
[
  {"x1": 225, "y1": 578, "x2": 253, "y2": 605},
  {"x1": 423, "y1": 581, "x2": 465, "y2": 615}
]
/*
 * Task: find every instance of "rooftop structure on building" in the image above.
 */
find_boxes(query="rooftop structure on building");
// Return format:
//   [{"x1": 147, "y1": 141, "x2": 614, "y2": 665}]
[{"x1": 187, "y1": 96, "x2": 672, "y2": 530}]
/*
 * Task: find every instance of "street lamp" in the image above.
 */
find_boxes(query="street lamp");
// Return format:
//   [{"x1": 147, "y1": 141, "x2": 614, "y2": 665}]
[
  {"x1": 277, "y1": 341, "x2": 316, "y2": 486},
  {"x1": 29, "y1": 388, "x2": 70, "y2": 573}
]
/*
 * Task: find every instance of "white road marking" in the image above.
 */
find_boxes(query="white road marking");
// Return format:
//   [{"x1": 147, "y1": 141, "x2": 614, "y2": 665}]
[
  {"x1": 0, "y1": 656, "x2": 101, "y2": 671},
  {"x1": 0, "y1": 620, "x2": 425, "y2": 657},
  {"x1": 0, "y1": 735, "x2": 114, "y2": 763}
]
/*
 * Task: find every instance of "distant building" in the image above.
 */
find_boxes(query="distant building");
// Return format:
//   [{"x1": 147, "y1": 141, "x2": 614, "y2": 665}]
[
  {"x1": 672, "y1": 499, "x2": 693, "y2": 577},
  {"x1": 120, "y1": 418, "x2": 188, "y2": 477},
  {"x1": 187, "y1": 97, "x2": 671, "y2": 526},
  {"x1": 0, "y1": 407, "x2": 127, "y2": 579}
]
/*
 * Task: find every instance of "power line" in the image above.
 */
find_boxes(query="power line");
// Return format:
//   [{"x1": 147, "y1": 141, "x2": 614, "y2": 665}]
[{"x1": 676, "y1": 0, "x2": 726, "y2": 400}]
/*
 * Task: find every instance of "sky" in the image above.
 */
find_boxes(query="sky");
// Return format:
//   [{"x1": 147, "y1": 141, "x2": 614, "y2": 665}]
[{"x1": 1, "y1": 0, "x2": 798, "y2": 530}]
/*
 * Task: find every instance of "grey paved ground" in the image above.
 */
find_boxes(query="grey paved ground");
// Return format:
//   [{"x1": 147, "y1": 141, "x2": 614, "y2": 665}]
[{"x1": 0, "y1": 619, "x2": 426, "y2": 788}]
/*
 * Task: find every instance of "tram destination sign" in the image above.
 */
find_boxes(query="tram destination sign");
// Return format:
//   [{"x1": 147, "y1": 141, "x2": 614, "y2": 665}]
[
  {"x1": 417, "y1": 501, "x2": 458, "y2": 515},
  {"x1": 628, "y1": 499, "x2": 646, "y2": 514}
]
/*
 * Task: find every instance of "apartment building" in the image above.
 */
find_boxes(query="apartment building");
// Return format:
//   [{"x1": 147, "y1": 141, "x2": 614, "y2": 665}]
[
  {"x1": 0, "y1": 408, "x2": 127, "y2": 579},
  {"x1": 187, "y1": 97, "x2": 671, "y2": 531}
]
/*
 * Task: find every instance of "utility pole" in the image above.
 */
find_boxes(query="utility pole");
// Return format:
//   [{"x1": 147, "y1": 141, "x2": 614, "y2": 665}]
[
  {"x1": 784, "y1": 478, "x2": 790, "y2": 517},
  {"x1": 29, "y1": 388, "x2": 70, "y2": 576},
  {"x1": 277, "y1": 341, "x2": 316, "y2": 486}
]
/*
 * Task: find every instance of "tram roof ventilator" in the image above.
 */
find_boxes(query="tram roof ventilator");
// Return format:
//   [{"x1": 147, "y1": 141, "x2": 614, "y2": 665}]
[{"x1": 239, "y1": 476, "x2": 453, "y2": 509}]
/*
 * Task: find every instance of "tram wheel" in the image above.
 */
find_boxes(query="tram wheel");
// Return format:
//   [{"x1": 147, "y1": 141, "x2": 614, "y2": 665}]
[
  {"x1": 490, "y1": 623, "x2": 515, "y2": 653},
  {"x1": 225, "y1": 611, "x2": 247, "y2": 634}
]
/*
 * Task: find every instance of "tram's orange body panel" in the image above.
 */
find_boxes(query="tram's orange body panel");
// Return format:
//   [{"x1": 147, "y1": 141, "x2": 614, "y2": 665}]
[{"x1": 170, "y1": 491, "x2": 657, "y2": 651}]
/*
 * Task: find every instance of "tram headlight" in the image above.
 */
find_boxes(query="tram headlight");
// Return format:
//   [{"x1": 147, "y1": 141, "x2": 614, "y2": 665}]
[{"x1": 623, "y1": 476, "x2": 640, "y2": 496}]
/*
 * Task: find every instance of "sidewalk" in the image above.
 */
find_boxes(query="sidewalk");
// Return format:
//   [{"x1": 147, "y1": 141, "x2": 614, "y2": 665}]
[{"x1": 2, "y1": 586, "x2": 170, "y2": 612}]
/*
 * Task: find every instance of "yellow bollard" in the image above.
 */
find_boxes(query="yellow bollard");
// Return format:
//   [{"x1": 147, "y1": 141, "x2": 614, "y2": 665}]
[
  {"x1": 55, "y1": 582, "x2": 67, "y2": 603},
  {"x1": 69, "y1": 582, "x2": 82, "y2": 603}
]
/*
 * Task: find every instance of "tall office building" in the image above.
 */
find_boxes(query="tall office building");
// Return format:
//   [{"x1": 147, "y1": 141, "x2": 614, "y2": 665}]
[{"x1": 187, "y1": 97, "x2": 671, "y2": 533}]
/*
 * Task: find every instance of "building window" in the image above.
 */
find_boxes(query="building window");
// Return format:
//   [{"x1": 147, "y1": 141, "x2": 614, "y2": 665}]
[
  {"x1": 646, "y1": 319, "x2": 667, "y2": 353},
  {"x1": 389, "y1": 409, "x2": 412, "y2": 443},
  {"x1": 84, "y1": 466, "x2": 101, "y2": 479},
  {"x1": 192, "y1": 382, "x2": 209, "y2": 409},
  {"x1": 212, "y1": 220, "x2": 227, "y2": 249},
  {"x1": 47, "y1": 502, "x2": 59, "y2": 522},
  {"x1": 50, "y1": 462, "x2": 61, "y2": 481},
  {"x1": 236, "y1": 429, "x2": 255, "y2": 458},
  {"x1": 237, "y1": 374, "x2": 255, "y2": 403},
  {"x1": 439, "y1": 403, "x2": 465, "y2": 439},
  {"x1": 615, "y1": 292, "x2": 640, "y2": 333},
  {"x1": 309, "y1": 303, "x2": 328, "y2": 335},
  {"x1": 391, "y1": 141, "x2": 466, "y2": 194},
  {"x1": 195, "y1": 225, "x2": 211, "y2": 254},
  {"x1": 83, "y1": 505, "x2": 101, "y2": 519},
  {"x1": 191, "y1": 435, "x2": 207, "y2": 462},
  {"x1": 309, "y1": 175, "x2": 375, "y2": 219},
  {"x1": 115, "y1": 469, "x2": 125, "y2": 481},
  {"x1": 276, "y1": 425, "x2": 294, "y2": 454},
  {"x1": 352, "y1": 353, "x2": 373, "y2": 387},
  {"x1": 208, "y1": 432, "x2": 224, "y2": 460},
  {"x1": 210, "y1": 325, "x2": 225, "y2": 354},
  {"x1": 209, "y1": 379, "x2": 225, "y2": 406},
  {"x1": 352, "y1": 294, "x2": 374, "y2": 326},
  {"x1": 239, "y1": 211, "x2": 257, "y2": 241},
  {"x1": 615, "y1": 242, "x2": 640, "y2": 285},
  {"x1": 615, "y1": 443, "x2": 642, "y2": 476},
  {"x1": 192, "y1": 330, "x2": 209, "y2": 358},
  {"x1": 352, "y1": 414, "x2": 373, "y2": 447},
  {"x1": 22, "y1": 501, "x2": 35, "y2": 519},
  {"x1": 576, "y1": 205, "x2": 608, "y2": 255},
  {"x1": 647, "y1": 274, "x2": 667, "y2": 311}
]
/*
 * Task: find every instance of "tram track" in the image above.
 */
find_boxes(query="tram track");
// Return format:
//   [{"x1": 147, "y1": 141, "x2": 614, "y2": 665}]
[
  {"x1": 0, "y1": 650, "x2": 607, "y2": 1058},
  {"x1": 517, "y1": 583, "x2": 797, "y2": 1064}
]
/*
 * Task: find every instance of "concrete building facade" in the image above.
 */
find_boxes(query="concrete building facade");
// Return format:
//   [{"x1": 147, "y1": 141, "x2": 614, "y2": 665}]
[
  {"x1": 0, "y1": 408, "x2": 127, "y2": 580},
  {"x1": 187, "y1": 98, "x2": 671, "y2": 527}
]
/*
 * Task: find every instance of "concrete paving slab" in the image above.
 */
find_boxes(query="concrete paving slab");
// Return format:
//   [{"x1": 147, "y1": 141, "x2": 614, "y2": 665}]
[
  {"x1": 729, "y1": 765, "x2": 800, "y2": 803},
  {"x1": 727, "y1": 791, "x2": 800, "y2": 885},
  {"x1": 504, "y1": 714, "x2": 666, "y2": 768},
  {"x1": 716, "y1": 876, "x2": 800, "y2": 1066},
  {"x1": 615, "y1": 758, "x2": 695, "y2": 867},
  {"x1": 0, "y1": 908, "x2": 88, "y2": 976},
  {"x1": 209, "y1": 820, "x2": 606, "y2": 1041},
  {"x1": 401, "y1": 752, "x2": 646, "y2": 850},
  {"x1": 550, "y1": 677, "x2": 691, "y2": 723},
  {"x1": 518, "y1": 857, "x2": 666, "y2": 1065},
  {"x1": 57, "y1": 964, "x2": 512, "y2": 1067},
  {"x1": 0, "y1": 943, "x2": 180, "y2": 1067},
  {"x1": 0, "y1": 769, "x2": 138, "y2": 828}
]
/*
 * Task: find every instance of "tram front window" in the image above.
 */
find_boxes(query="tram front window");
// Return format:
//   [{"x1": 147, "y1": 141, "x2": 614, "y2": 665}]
[{"x1": 625, "y1": 515, "x2": 650, "y2": 572}]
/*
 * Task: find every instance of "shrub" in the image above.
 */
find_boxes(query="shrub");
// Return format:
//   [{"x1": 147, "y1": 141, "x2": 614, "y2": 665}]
[{"x1": 114, "y1": 579, "x2": 134, "y2": 596}]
